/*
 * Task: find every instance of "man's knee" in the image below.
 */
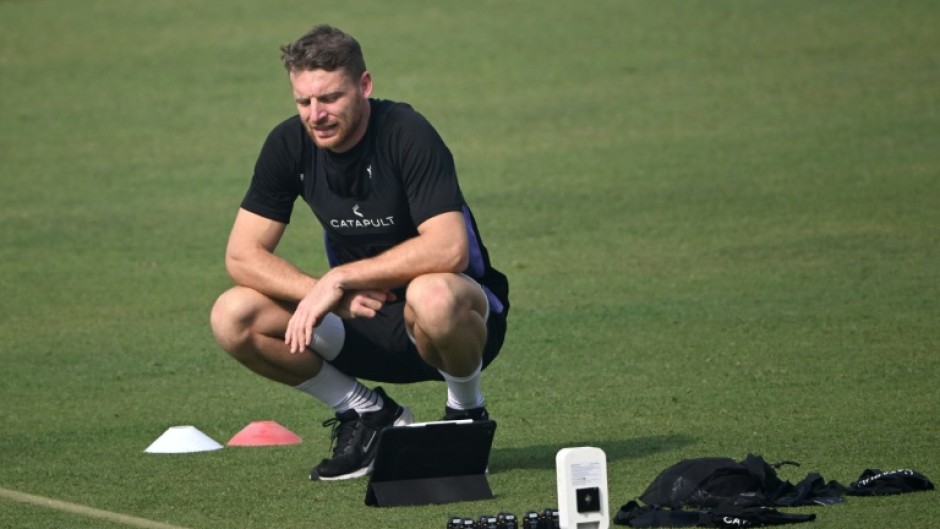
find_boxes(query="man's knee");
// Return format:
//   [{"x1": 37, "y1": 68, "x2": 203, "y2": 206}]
[
  {"x1": 406, "y1": 274, "x2": 463, "y2": 325},
  {"x1": 210, "y1": 286, "x2": 261, "y2": 351},
  {"x1": 406, "y1": 273, "x2": 486, "y2": 335}
]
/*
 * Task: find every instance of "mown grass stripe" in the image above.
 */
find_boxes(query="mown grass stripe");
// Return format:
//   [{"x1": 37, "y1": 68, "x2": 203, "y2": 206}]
[{"x1": 0, "y1": 486, "x2": 194, "y2": 529}]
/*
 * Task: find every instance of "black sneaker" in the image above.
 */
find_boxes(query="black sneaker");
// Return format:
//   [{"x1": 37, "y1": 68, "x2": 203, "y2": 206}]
[
  {"x1": 441, "y1": 404, "x2": 490, "y2": 422},
  {"x1": 310, "y1": 387, "x2": 412, "y2": 481}
]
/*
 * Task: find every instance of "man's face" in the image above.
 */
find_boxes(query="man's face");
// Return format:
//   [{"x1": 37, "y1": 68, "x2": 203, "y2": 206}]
[{"x1": 289, "y1": 68, "x2": 372, "y2": 153}]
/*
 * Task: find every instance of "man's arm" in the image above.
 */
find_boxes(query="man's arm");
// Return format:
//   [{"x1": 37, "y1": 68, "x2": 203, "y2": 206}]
[
  {"x1": 225, "y1": 208, "x2": 317, "y2": 302},
  {"x1": 331, "y1": 210, "x2": 470, "y2": 290},
  {"x1": 284, "y1": 209, "x2": 469, "y2": 352}
]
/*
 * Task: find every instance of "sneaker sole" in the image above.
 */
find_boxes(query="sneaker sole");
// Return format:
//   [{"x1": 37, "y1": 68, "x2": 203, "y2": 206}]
[
  {"x1": 394, "y1": 406, "x2": 414, "y2": 427},
  {"x1": 310, "y1": 407, "x2": 414, "y2": 482},
  {"x1": 312, "y1": 465, "x2": 372, "y2": 481}
]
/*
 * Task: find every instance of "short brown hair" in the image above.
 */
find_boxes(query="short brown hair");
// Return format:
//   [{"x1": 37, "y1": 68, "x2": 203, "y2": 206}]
[{"x1": 280, "y1": 24, "x2": 366, "y2": 79}]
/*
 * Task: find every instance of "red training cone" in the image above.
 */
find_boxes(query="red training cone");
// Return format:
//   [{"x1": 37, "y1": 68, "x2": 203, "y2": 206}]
[{"x1": 227, "y1": 420, "x2": 302, "y2": 446}]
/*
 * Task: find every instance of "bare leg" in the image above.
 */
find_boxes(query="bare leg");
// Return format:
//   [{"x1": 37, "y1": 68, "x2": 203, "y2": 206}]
[
  {"x1": 404, "y1": 273, "x2": 488, "y2": 378},
  {"x1": 210, "y1": 286, "x2": 323, "y2": 386}
]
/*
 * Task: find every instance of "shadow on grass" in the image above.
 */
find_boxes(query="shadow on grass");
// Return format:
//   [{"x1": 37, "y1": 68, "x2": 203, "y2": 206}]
[{"x1": 490, "y1": 434, "x2": 695, "y2": 472}]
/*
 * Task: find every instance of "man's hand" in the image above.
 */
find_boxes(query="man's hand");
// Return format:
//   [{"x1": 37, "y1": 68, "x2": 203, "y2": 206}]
[
  {"x1": 284, "y1": 271, "x2": 346, "y2": 353},
  {"x1": 283, "y1": 269, "x2": 397, "y2": 353},
  {"x1": 336, "y1": 289, "x2": 398, "y2": 320}
]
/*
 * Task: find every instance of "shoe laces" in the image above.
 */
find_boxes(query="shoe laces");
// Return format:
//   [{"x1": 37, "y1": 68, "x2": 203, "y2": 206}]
[{"x1": 322, "y1": 413, "x2": 359, "y2": 456}]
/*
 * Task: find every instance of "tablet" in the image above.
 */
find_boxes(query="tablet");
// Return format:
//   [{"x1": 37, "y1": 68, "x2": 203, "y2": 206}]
[{"x1": 365, "y1": 419, "x2": 497, "y2": 507}]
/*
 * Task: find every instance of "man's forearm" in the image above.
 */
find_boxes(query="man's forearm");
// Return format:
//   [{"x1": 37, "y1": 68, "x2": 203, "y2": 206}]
[
  {"x1": 331, "y1": 234, "x2": 467, "y2": 292},
  {"x1": 226, "y1": 248, "x2": 318, "y2": 303},
  {"x1": 327, "y1": 211, "x2": 470, "y2": 292}
]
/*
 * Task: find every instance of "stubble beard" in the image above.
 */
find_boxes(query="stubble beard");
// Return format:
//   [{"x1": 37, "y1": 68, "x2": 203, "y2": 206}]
[{"x1": 307, "y1": 99, "x2": 366, "y2": 153}]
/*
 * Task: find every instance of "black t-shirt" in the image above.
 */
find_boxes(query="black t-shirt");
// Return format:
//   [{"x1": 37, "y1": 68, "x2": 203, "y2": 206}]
[{"x1": 241, "y1": 99, "x2": 508, "y2": 313}]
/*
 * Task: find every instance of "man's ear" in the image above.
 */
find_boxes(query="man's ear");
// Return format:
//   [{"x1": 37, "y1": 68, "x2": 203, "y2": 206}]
[{"x1": 359, "y1": 71, "x2": 373, "y2": 98}]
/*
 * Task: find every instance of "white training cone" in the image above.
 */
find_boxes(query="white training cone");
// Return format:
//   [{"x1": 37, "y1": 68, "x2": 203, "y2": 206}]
[{"x1": 144, "y1": 426, "x2": 224, "y2": 454}]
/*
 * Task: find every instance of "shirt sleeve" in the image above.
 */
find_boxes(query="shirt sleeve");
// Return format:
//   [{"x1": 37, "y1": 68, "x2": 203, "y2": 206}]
[
  {"x1": 240, "y1": 117, "x2": 304, "y2": 224},
  {"x1": 387, "y1": 106, "x2": 465, "y2": 226}
]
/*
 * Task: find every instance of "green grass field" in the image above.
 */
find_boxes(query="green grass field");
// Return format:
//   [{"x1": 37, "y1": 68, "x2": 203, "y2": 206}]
[{"x1": 1, "y1": 1, "x2": 938, "y2": 528}]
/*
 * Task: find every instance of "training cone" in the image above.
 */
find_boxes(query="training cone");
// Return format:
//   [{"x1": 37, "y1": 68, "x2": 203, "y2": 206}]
[
  {"x1": 227, "y1": 420, "x2": 302, "y2": 447},
  {"x1": 144, "y1": 426, "x2": 224, "y2": 454}
]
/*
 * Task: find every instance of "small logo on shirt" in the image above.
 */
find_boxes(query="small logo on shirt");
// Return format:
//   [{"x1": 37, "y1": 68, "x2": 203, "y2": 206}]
[
  {"x1": 353, "y1": 204, "x2": 363, "y2": 218},
  {"x1": 366, "y1": 165, "x2": 373, "y2": 179}
]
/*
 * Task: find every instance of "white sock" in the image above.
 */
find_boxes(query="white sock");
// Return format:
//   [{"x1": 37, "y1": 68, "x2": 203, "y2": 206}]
[
  {"x1": 294, "y1": 362, "x2": 383, "y2": 414},
  {"x1": 439, "y1": 362, "x2": 484, "y2": 410}
]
